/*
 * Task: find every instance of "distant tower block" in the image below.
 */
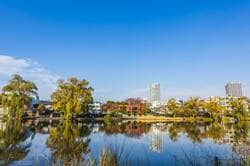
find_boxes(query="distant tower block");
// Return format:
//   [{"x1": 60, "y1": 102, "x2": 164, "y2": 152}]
[
  {"x1": 149, "y1": 83, "x2": 161, "y2": 105},
  {"x1": 225, "y1": 82, "x2": 243, "y2": 97}
]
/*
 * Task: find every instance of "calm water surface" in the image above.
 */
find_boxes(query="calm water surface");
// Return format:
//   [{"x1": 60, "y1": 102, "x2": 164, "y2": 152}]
[{"x1": 0, "y1": 120, "x2": 250, "y2": 165}]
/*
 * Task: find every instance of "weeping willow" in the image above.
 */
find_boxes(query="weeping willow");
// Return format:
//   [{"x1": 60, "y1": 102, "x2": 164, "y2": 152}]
[
  {"x1": 1, "y1": 74, "x2": 38, "y2": 119},
  {"x1": 51, "y1": 77, "x2": 93, "y2": 119}
]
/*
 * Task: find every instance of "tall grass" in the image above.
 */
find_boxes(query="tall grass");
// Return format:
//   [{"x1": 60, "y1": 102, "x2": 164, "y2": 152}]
[
  {"x1": 87, "y1": 142, "x2": 137, "y2": 166},
  {"x1": 99, "y1": 148, "x2": 119, "y2": 166}
]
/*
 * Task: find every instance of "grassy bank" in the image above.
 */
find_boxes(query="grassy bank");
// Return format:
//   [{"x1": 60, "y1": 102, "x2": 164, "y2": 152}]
[{"x1": 133, "y1": 115, "x2": 213, "y2": 123}]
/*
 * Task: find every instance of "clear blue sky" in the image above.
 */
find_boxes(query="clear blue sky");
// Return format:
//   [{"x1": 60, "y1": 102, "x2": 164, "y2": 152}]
[{"x1": 0, "y1": 0, "x2": 250, "y2": 101}]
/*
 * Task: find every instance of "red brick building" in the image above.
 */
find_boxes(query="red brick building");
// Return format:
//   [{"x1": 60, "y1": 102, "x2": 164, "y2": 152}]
[
  {"x1": 102, "y1": 98, "x2": 147, "y2": 114},
  {"x1": 101, "y1": 101, "x2": 127, "y2": 112},
  {"x1": 126, "y1": 98, "x2": 147, "y2": 113}
]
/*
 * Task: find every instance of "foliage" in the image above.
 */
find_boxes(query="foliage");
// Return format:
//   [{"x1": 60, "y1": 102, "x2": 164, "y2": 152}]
[
  {"x1": 232, "y1": 121, "x2": 250, "y2": 144},
  {"x1": 37, "y1": 104, "x2": 47, "y2": 113},
  {"x1": 0, "y1": 119, "x2": 32, "y2": 164},
  {"x1": 46, "y1": 121, "x2": 91, "y2": 165},
  {"x1": 166, "y1": 98, "x2": 180, "y2": 116},
  {"x1": 104, "y1": 114, "x2": 112, "y2": 124},
  {"x1": 229, "y1": 98, "x2": 248, "y2": 121},
  {"x1": 183, "y1": 97, "x2": 202, "y2": 117},
  {"x1": 99, "y1": 148, "x2": 119, "y2": 166},
  {"x1": 1, "y1": 74, "x2": 38, "y2": 119},
  {"x1": 51, "y1": 77, "x2": 93, "y2": 119},
  {"x1": 0, "y1": 94, "x2": 2, "y2": 105},
  {"x1": 204, "y1": 100, "x2": 224, "y2": 122}
]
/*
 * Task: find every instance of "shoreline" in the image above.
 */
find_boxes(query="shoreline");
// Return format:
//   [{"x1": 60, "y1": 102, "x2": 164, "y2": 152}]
[{"x1": 0, "y1": 115, "x2": 239, "y2": 123}]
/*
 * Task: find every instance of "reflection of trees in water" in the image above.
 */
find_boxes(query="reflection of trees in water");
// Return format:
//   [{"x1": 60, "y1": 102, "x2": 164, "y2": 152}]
[
  {"x1": 0, "y1": 119, "x2": 34, "y2": 164},
  {"x1": 167, "y1": 122, "x2": 227, "y2": 143},
  {"x1": 100, "y1": 121, "x2": 250, "y2": 146},
  {"x1": 102, "y1": 121, "x2": 151, "y2": 138},
  {"x1": 1, "y1": 119, "x2": 250, "y2": 165},
  {"x1": 46, "y1": 120, "x2": 91, "y2": 165},
  {"x1": 168, "y1": 123, "x2": 205, "y2": 143},
  {"x1": 203, "y1": 123, "x2": 226, "y2": 142},
  {"x1": 230, "y1": 122, "x2": 250, "y2": 159},
  {"x1": 166, "y1": 121, "x2": 250, "y2": 148},
  {"x1": 232, "y1": 122, "x2": 250, "y2": 144},
  {"x1": 124, "y1": 121, "x2": 151, "y2": 138}
]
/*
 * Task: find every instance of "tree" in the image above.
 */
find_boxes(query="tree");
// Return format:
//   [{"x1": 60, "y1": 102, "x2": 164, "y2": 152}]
[
  {"x1": 37, "y1": 104, "x2": 47, "y2": 113},
  {"x1": 166, "y1": 98, "x2": 180, "y2": 116},
  {"x1": 51, "y1": 77, "x2": 93, "y2": 119},
  {"x1": 0, "y1": 94, "x2": 2, "y2": 105},
  {"x1": 204, "y1": 100, "x2": 223, "y2": 122},
  {"x1": 229, "y1": 98, "x2": 248, "y2": 121},
  {"x1": 184, "y1": 97, "x2": 201, "y2": 117},
  {"x1": 1, "y1": 74, "x2": 37, "y2": 119},
  {"x1": 248, "y1": 98, "x2": 250, "y2": 112}
]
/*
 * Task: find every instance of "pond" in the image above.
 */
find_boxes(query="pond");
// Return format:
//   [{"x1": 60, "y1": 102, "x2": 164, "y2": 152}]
[{"x1": 0, "y1": 120, "x2": 250, "y2": 165}]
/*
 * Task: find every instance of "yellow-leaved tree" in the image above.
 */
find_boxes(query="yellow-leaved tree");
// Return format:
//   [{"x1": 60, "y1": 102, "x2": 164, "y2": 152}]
[
  {"x1": 1, "y1": 74, "x2": 38, "y2": 119},
  {"x1": 51, "y1": 77, "x2": 93, "y2": 119}
]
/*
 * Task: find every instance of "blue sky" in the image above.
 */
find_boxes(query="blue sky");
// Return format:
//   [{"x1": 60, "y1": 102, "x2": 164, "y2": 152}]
[{"x1": 0, "y1": 0, "x2": 250, "y2": 101}]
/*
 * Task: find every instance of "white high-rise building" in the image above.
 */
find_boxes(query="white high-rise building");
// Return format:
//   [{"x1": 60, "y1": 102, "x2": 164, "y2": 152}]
[
  {"x1": 149, "y1": 124, "x2": 164, "y2": 153},
  {"x1": 149, "y1": 83, "x2": 161, "y2": 105},
  {"x1": 225, "y1": 82, "x2": 243, "y2": 97}
]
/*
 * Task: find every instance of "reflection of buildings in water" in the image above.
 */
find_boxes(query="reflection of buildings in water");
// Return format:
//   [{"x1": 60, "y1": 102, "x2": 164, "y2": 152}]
[
  {"x1": 92, "y1": 123, "x2": 101, "y2": 133},
  {"x1": 233, "y1": 144, "x2": 250, "y2": 158},
  {"x1": 124, "y1": 122, "x2": 150, "y2": 137},
  {"x1": 215, "y1": 126, "x2": 235, "y2": 145},
  {"x1": 148, "y1": 123, "x2": 165, "y2": 153},
  {"x1": 223, "y1": 127, "x2": 235, "y2": 145}
]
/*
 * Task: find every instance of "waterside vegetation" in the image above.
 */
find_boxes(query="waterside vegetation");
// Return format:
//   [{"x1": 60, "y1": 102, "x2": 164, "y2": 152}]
[
  {"x1": 0, "y1": 74, "x2": 250, "y2": 123},
  {"x1": 1, "y1": 120, "x2": 250, "y2": 165}
]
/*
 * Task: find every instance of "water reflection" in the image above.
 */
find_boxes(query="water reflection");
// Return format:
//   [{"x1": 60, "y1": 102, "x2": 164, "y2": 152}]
[
  {"x1": 0, "y1": 120, "x2": 250, "y2": 165},
  {"x1": 46, "y1": 120, "x2": 91, "y2": 165},
  {"x1": 0, "y1": 120, "x2": 34, "y2": 165},
  {"x1": 149, "y1": 123, "x2": 165, "y2": 153}
]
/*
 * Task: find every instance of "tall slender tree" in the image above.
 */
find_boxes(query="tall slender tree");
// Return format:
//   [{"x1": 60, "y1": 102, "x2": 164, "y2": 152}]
[
  {"x1": 1, "y1": 74, "x2": 37, "y2": 119},
  {"x1": 51, "y1": 77, "x2": 93, "y2": 119}
]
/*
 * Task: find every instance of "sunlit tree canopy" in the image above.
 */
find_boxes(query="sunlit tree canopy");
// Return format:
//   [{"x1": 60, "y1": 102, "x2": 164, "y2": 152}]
[
  {"x1": 1, "y1": 74, "x2": 38, "y2": 119},
  {"x1": 51, "y1": 77, "x2": 93, "y2": 119}
]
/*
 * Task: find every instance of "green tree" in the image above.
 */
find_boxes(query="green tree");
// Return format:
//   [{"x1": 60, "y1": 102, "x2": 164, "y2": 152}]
[
  {"x1": 204, "y1": 100, "x2": 223, "y2": 122},
  {"x1": 184, "y1": 97, "x2": 201, "y2": 117},
  {"x1": 51, "y1": 77, "x2": 93, "y2": 119},
  {"x1": 37, "y1": 104, "x2": 47, "y2": 113},
  {"x1": 229, "y1": 98, "x2": 248, "y2": 121},
  {"x1": 166, "y1": 98, "x2": 180, "y2": 116},
  {"x1": 0, "y1": 94, "x2": 2, "y2": 105},
  {"x1": 1, "y1": 74, "x2": 37, "y2": 119},
  {"x1": 248, "y1": 98, "x2": 250, "y2": 112}
]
